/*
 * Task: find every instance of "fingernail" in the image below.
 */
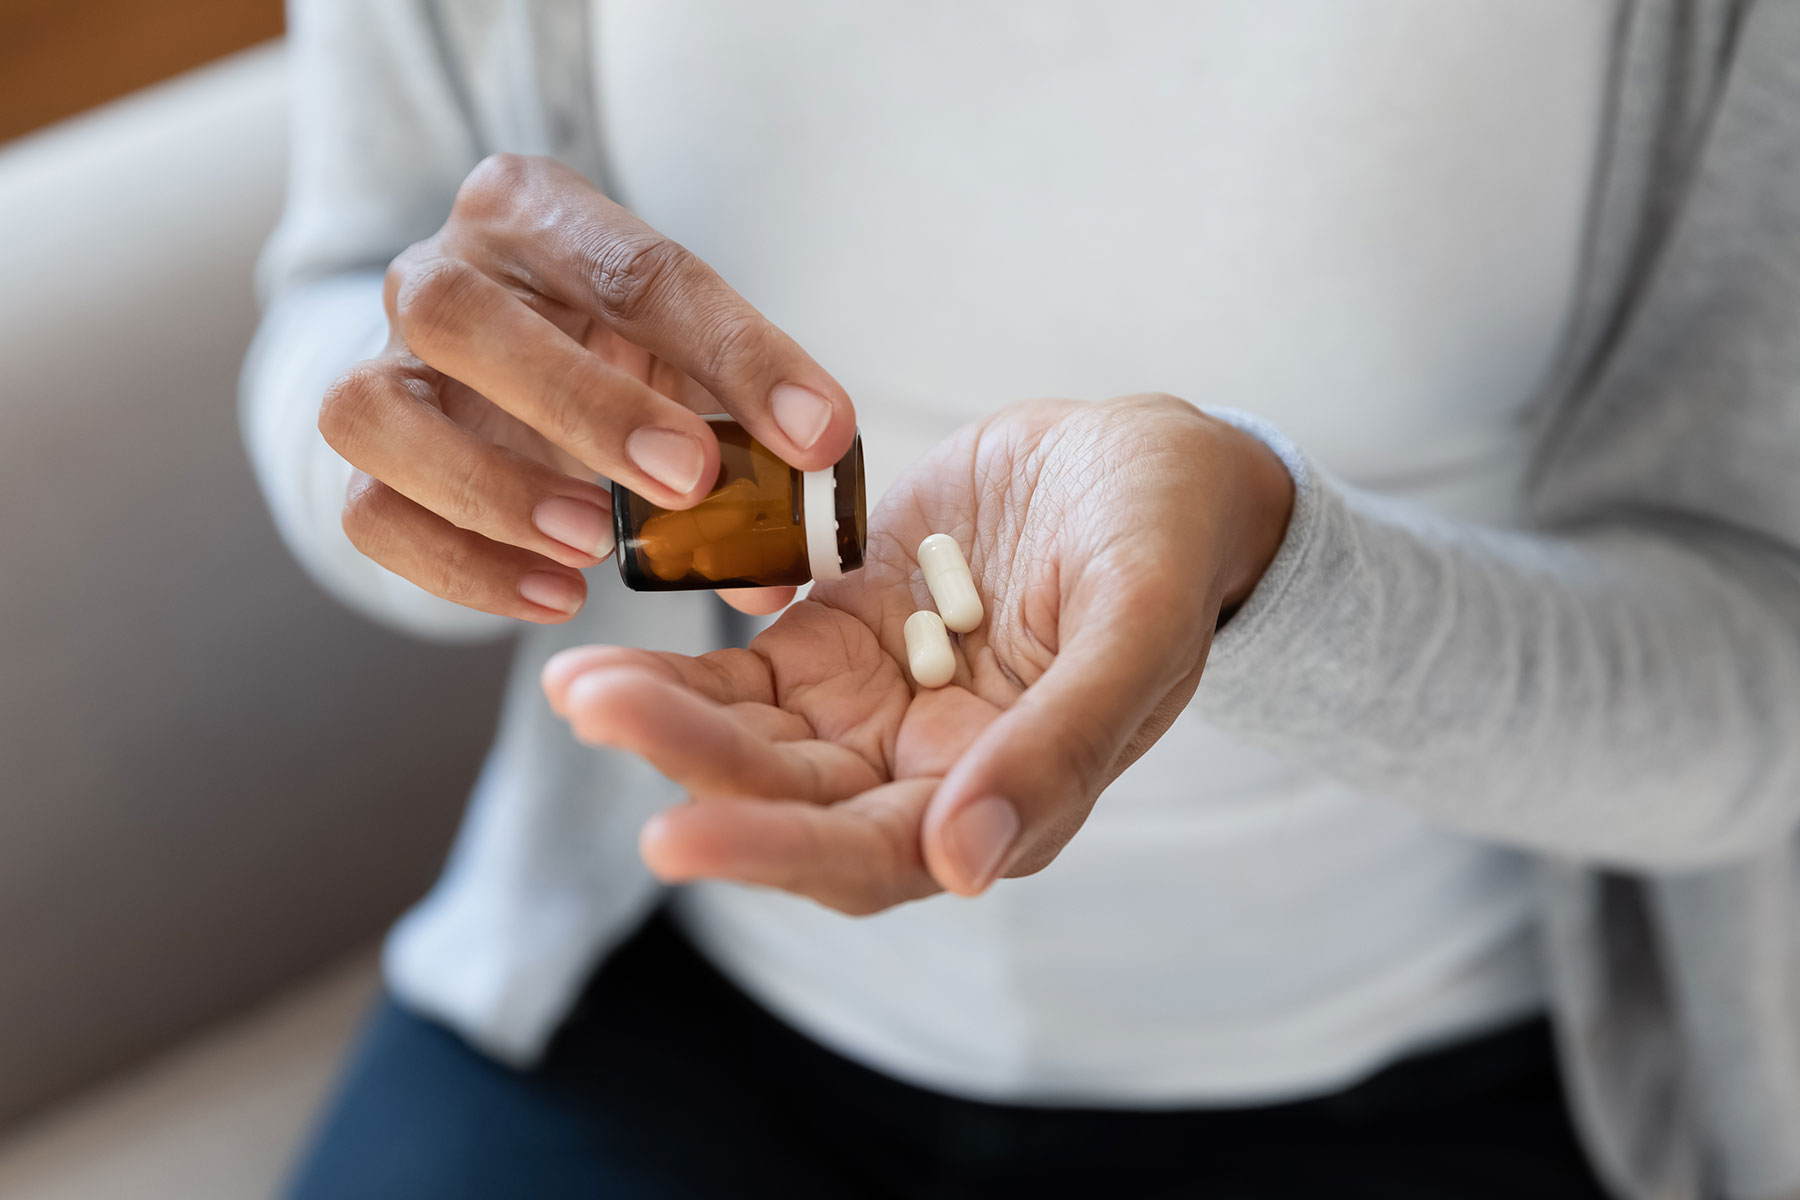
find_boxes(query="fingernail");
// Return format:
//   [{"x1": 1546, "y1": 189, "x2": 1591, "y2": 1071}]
[
  {"x1": 769, "y1": 383, "x2": 833, "y2": 451},
  {"x1": 518, "y1": 571, "x2": 582, "y2": 614},
  {"x1": 533, "y1": 496, "x2": 614, "y2": 559},
  {"x1": 626, "y1": 427, "x2": 706, "y2": 495},
  {"x1": 943, "y1": 796, "x2": 1019, "y2": 893}
]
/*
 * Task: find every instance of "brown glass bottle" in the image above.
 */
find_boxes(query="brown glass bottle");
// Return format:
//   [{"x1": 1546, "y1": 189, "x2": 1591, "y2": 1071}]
[{"x1": 612, "y1": 416, "x2": 866, "y2": 591}]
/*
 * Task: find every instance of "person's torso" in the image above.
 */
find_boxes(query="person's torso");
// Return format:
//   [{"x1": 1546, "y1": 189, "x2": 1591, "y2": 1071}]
[{"x1": 589, "y1": 0, "x2": 1616, "y2": 1103}]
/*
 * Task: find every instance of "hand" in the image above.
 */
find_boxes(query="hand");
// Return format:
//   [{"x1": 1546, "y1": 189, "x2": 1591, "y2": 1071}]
[
  {"x1": 318, "y1": 154, "x2": 854, "y2": 622},
  {"x1": 543, "y1": 394, "x2": 1294, "y2": 913}
]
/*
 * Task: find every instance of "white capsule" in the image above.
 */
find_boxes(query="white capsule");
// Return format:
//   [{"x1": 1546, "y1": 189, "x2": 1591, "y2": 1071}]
[
  {"x1": 904, "y1": 610, "x2": 956, "y2": 688},
  {"x1": 917, "y1": 533, "x2": 983, "y2": 633}
]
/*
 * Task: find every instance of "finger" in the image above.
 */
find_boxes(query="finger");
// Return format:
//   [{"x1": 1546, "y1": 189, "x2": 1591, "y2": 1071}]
[
  {"x1": 541, "y1": 644, "x2": 776, "y2": 712},
  {"x1": 385, "y1": 250, "x2": 720, "y2": 509},
  {"x1": 561, "y1": 667, "x2": 881, "y2": 801},
  {"x1": 450, "y1": 154, "x2": 856, "y2": 470},
  {"x1": 923, "y1": 583, "x2": 1207, "y2": 896},
  {"x1": 340, "y1": 473, "x2": 587, "y2": 622},
  {"x1": 717, "y1": 586, "x2": 797, "y2": 616},
  {"x1": 640, "y1": 782, "x2": 940, "y2": 915},
  {"x1": 320, "y1": 357, "x2": 617, "y2": 567}
]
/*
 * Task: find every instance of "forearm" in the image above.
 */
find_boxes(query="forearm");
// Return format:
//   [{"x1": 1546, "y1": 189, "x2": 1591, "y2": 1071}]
[{"x1": 1196, "y1": 423, "x2": 1800, "y2": 869}]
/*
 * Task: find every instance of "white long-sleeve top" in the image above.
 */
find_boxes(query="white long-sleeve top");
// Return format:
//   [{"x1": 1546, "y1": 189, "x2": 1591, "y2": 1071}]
[
  {"x1": 599, "y1": 1, "x2": 1618, "y2": 1103},
  {"x1": 243, "y1": 4, "x2": 1800, "y2": 1196}
]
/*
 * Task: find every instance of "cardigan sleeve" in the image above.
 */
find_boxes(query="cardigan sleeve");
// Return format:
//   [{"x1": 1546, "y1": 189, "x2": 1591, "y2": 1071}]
[
  {"x1": 1196, "y1": 424, "x2": 1800, "y2": 870},
  {"x1": 1195, "y1": 5, "x2": 1800, "y2": 870},
  {"x1": 239, "y1": 0, "x2": 511, "y2": 640}
]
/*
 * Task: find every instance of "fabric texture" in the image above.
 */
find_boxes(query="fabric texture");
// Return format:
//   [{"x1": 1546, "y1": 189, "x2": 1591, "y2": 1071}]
[
  {"x1": 606, "y1": 0, "x2": 1613, "y2": 1108},
  {"x1": 243, "y1": 2, "x2": 1800, "y2": 1197},
  {"x1": 284, "y1": 911, "x2": 1610, "y2": 1200}
]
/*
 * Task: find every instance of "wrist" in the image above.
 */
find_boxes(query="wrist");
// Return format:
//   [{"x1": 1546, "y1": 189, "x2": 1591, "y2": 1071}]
[{"x1": 1215, "y1": 422, "x2": 1295, "y2": 619}]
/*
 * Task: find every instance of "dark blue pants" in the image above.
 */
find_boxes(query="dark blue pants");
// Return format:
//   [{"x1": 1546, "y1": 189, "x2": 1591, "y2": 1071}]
[{"x1": 285, "y1": 910, "x2": 1609, "y2": 1199}]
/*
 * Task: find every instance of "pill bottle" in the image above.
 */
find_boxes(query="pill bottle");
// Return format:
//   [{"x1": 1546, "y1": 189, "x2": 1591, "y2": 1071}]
[{"x1": 612, "y1": 415, "x2": 866, "y2": 591}]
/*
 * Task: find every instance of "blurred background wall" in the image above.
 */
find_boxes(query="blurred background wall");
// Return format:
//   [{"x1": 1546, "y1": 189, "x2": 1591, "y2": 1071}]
[
  {"x1": 0, "y1": 0, "x2": 284, "y2": 142},
  {"x1": 0, "y1": 6, "x2": 515, "y2": 1197}
]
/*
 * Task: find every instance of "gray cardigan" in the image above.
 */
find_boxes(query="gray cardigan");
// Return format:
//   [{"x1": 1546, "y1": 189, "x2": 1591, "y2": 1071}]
[{"x1": 243, "y1": 3, "x2": 1800, "y2": 1197}]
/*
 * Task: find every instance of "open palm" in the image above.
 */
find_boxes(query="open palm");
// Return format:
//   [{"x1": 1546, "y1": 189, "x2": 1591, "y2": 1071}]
[{"x1": 544, "y1": 394, "x2": 1290, "y2": 912}]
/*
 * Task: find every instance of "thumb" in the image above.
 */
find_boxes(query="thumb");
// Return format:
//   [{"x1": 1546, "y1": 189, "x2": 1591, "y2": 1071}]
[{"x1": 922, "y1": 586, "x2": 1208, "y2": 896}]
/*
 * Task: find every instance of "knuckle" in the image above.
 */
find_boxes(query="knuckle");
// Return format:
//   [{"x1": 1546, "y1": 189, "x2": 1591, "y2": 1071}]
[
  {"x1": 431, "y1": 535, "x2": 487, "y2": 608},
  {"x1": 452, "y1": 152, "x2": 538, "y2": 223},
  {"x1": 694, "y1": 308, "x2": 771, "y2": 388},
  {"x1": 339, "y1": 475, "x2": 388, "y2": 553},
  {"x1": 383, "y1": 240, "x2": 432, "y2": 304},
  {"x1": 533, "y1": 354, "x2": 604, "y2": 449},
  {"x1": 318, "y1": 363, "x2": 390, "y2": 452},
  {"x1": 586, "y1": 231, "x2": 690, "y2": 326},
  {"x1": 441, "y1": 449, "x2": 503, "y2": 531},
  {"x1": 394, "y1": 257, "x2": 485, "y2": 347}
]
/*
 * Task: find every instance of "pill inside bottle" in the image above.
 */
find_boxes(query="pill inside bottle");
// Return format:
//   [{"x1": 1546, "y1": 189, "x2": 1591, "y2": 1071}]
[
  {"x1": 917, "y1": 534, "x2": 983, "y2": 632},
  {"x1": 612, "y1": 416, "x2": 866, "y2": 591},
  {"x1": 904, "y1": 610, "x2": 956, "y2": 688}
]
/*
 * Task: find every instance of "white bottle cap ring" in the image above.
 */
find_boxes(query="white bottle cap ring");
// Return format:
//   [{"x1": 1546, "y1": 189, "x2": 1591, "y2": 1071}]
[{"x1": 803, "y1": 467, "x2": 843, "y2": 582}]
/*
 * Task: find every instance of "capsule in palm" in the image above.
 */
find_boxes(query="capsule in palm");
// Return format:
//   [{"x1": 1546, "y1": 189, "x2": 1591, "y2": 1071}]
[
  {"x1": 904, "y1": 610, "x2": 956, "y2": 688},
  {"x1": 917, "y1": 533, "x2": 983, "y2": 632}
]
